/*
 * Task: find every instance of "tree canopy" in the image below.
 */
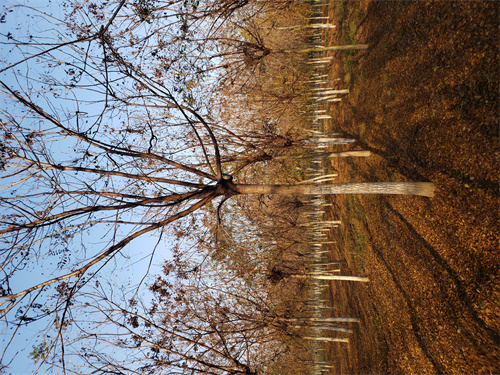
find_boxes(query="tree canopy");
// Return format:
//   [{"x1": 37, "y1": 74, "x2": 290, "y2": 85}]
[
  {"x1": 0, "y1": 0, "x2": 433, "y2": 373},
  {"x1": 0, "y1": 0, "x2": 316, "y2": 372}
]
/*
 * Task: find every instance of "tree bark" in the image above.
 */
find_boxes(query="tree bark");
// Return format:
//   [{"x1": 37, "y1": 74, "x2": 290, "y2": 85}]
[
  {"x1": 273, "y1": 151, "x2": 370, "y2": 160},
  {"x1": 301, "y1": 138, "x2": 356, "y2": 145},
  {"x1": 231, "y1": 182, "x2": 435, "y2": 197},
  {"x1": 284, "y1": 44, "x2": 368, "y2": 53},
  {"x1": 292, "y1": 274, "x2": 369, "y2": 282},
  {"x1": 303, "y1": 336, "x2": 349, "y2": 343},
  {"x1": 273, "y1": 24, "x2": 336, "y2": 30}
]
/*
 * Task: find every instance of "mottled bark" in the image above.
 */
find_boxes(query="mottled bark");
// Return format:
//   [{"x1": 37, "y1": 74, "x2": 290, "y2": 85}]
[{"x1": 230, "y1": 182, "x2": 435, "y2": 197}]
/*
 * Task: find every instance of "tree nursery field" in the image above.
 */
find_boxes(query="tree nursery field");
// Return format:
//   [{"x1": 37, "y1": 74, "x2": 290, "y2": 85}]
[{"x1": 0, "y1": 0, "x2": 497, "y2": 374}]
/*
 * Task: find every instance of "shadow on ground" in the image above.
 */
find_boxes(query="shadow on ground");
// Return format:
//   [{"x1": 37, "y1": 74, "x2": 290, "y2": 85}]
[{"x1": 323, "y1": 1, "x2": 498, "y2": 374}]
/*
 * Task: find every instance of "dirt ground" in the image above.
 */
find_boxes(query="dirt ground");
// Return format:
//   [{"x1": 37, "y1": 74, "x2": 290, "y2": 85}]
[{"x1": 321, "y1": 1, "x2": 499, "y2": 374}]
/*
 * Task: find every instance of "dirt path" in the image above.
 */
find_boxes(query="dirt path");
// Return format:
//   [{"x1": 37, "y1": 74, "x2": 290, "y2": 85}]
[{"x1": 322, "y1": 1, "x2": 499, "y2": 374}]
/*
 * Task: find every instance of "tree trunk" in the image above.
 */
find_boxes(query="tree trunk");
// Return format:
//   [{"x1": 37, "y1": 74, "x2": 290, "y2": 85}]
[
  {"x1": 292, "y1": 274, "x2": 369, "y2": 282},
  {"x1": 284, "y1": 317, "x2": 360, "y2": 323},
  {"x1": 303, "y1": 336, "x2": 349, "y2": 343},
  {"x1": 283, "y1": 44, "x2": 368, "y2": 53},
  {"x1": 231, "y1": 182, "x2": 435, "y2": 197},
  {"x1": 301, "y1": 138, "x2": 356, "y2": 145},
  {"x1": 290, "y1": 325, "x2": 353, "y2": 333},
  {"x1": 273, "y1": 24, "x2": 336, "y2": 30},
  {"x1": 312, "y1": 89, "x2": 349, "y2": 96},
  {"x1": 273, "y1": 151, "x2": 371, "y2": 160}
]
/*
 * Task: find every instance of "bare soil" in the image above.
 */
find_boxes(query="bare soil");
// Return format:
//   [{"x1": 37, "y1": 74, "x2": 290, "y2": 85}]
[{"x1": 322, "y1": 1, "x2": 499, "y2": 374}]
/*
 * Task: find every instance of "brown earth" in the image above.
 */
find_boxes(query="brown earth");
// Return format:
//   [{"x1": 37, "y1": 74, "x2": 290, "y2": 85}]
[{"x1": 321, "y1": 1, "x2": 499, "y2": 374}]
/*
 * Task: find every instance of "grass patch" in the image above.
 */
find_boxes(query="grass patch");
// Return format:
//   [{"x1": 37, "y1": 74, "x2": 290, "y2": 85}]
[
  {"x1": 336, "y1": 0, "x2": 347, "y2": 27},
  {"x1": 340, "y1": 5, "x2": 361, "y2": 87},
  {"x1": 345, "y1": 196, "x2": 368, "y2": 270}
]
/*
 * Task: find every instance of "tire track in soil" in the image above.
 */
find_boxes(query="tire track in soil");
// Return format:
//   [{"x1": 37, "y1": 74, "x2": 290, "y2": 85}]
[
  {"x1": 383, "y1": 201, "x2": 498, "y2": 344},
  {"x1": 353, "y1": 195, "x2": 499, "y2": 374},
  {"x1": 363, "y1": 222, "x2": 444, "y2": 375}
]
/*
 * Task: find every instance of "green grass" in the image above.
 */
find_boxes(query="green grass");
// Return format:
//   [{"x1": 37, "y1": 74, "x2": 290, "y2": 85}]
[
  {"x1": 355, "y1": 232, "x2": 367, "y2": 252},
  {"x1": 336, "y1": 0, "x2": 347, "y2": 24},
  {"x1": 345, "y1": 195, "x2": 368, "y2": 270},
  {"x1": 338, "y1": 4, "x2": 362, "y2": 88}
]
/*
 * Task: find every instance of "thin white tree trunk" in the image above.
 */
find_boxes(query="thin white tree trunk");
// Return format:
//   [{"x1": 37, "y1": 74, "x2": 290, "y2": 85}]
[
  {"x1": 301, "y1": 220, "x2": 341, "y2": 225},
  {"x1": 309, "y1": 260, "x2": 347, "y2": 266},
  {"x1": 313, "y1": 89, "x2": 349, "y2": 96},
  {"x1": 317, "y1": 150, "x2": 370, "y2": 158},
  {"x1": 273, "y1": 24, "x2": 336, "y2": 30},
  {"x1": 293, "y1": 274, "x2": 369, "y2": 282},
  {"x1": 291, "y1": 44, "x2": 368, "y2": 53},
  {"x1": 286, "y1": 317, "x2": 360, "y2": 323},
  {"x1": 303, "y1": 336, "x2": 349, "y2": 343},
  {"x1": 298, "y1": 174, "x2": 338, "y2": 184},
  {"x1": 308, "y1": 57, "x2": 333, "y2": 64},
  {"x1": 301, "y1": 137, "x2": 355, "y2": 145},
  {"x1": 291, "y1": 325, "x2": 353, "y2": 333}
]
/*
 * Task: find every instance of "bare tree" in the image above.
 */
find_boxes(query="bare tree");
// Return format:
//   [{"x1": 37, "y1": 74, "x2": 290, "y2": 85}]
[
  {"x1": 58, "y1": 250, "x2": 316, "y2": 375},
  {"x1": 0, "y1": 0, "x2": 434, "y2": 372}
]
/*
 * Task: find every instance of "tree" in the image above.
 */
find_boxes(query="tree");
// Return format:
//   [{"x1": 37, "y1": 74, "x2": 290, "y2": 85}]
[
  {"x1": 78, "y1": 257, "x2": 311, "y2": 374},
  {"x1": 0, "y1": 0, "x2": 434, "y2": 372}
]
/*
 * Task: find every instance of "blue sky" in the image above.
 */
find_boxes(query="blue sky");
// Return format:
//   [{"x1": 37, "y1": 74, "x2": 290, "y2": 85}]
[{"x1": 0, "y1": 1, "x2": 183, "y2": 372}]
